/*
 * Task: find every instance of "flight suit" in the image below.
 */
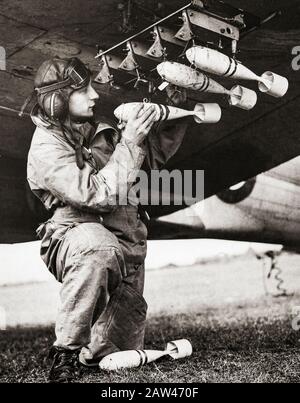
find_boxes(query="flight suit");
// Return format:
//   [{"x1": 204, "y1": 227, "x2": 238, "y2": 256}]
[{"x1": 27, "y1": 113, "x2": 187, "y2": 363}]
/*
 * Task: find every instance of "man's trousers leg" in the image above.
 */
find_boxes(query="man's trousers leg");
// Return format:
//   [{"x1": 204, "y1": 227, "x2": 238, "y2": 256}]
[
  {"x1": 80, "y1": 262, "x2": 147, "y2": 364},
  {"x1": 54, "y1": 222, "x2": 126, "y2": 351}
]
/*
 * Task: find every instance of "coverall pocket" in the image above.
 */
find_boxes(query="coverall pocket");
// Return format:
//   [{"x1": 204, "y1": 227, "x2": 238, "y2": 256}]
[{"x1": 103, "y1": 282, "x2": 148, "y2": 351}]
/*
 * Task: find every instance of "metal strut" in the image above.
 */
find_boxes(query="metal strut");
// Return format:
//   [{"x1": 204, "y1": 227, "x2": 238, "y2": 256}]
[
  {"x1": 256, "y1": 250, "x2": 293, "y2": 298},
  {"x1": 96, "y1": 2, "x2": 193, "y2": 59}
]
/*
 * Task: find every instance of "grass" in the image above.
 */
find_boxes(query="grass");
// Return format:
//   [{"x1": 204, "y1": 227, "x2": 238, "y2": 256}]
[{"x1": 1, "y1": 301, "x2": 300, "y2": 383}]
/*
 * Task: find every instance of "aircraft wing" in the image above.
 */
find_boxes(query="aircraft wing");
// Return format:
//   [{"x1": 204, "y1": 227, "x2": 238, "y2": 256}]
[{"x1": 0, "y1": 0, "x2": 299, "y2": 243}]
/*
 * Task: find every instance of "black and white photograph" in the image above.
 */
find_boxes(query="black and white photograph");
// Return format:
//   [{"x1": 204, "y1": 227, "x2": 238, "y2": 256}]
[{"x1": 0, "y1": 0, "x2": 300, "y2": 386}]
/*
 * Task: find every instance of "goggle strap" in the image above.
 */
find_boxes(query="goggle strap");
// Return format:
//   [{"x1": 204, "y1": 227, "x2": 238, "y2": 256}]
[{"x1": 35, "y1": 78, "x2": 73, "y2": 95}]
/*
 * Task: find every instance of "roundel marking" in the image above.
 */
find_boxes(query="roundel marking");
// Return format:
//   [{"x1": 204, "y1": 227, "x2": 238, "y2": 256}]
[{"x1": 217, "y1": 178, "x2": 256, "y2": 204}]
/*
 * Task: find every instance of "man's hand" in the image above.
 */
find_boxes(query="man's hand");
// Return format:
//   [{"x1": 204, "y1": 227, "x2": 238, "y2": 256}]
[{"x1": 122, "y1": 104, "x2": 157, "y2": 146}]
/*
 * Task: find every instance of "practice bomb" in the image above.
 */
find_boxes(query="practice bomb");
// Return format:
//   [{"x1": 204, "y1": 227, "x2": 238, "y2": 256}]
[
  {"x1": 99, "y1": 339, "x2": 193, "y2": 371},
  {"x1": 114, "y1": 101, "x2": 222, "y2": 124},
  {"x1": 186, "y1": 45, "x2": 289, "y2": 98},
  {"x1": 157, "y1": 61, "x2": 257, "y2": 110}
]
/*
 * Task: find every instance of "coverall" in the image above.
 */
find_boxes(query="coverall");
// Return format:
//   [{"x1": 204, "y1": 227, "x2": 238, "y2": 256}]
[{"x1": 27, "y1": 110, "x2": 187, "y2": 363}]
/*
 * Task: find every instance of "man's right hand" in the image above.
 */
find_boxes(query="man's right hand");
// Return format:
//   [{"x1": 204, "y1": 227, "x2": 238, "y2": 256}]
[{"x1": 122, "y1": 104, "x2": 157, "y2": 146}]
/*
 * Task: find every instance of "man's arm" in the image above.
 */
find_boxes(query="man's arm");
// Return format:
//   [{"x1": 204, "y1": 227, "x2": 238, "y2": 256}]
[
  {"x1": 28, "y1": 131, "x2": 146, "y2": 212},
  {"x1": 28, "y1": 104, "x2": 156, "y2": 213},
  {"x1": 142, "y1": 118, "x2": 188, "y2": 170}
]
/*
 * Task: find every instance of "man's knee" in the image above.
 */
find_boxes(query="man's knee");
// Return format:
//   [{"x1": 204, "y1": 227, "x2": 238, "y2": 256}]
[{"x1": 66, "y1": 222, "x2": 121, "y2": 256}]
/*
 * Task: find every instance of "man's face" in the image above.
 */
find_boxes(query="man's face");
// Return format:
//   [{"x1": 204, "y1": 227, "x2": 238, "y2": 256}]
[{"x1": 69, "y1": 81, "x2": 99, "y2": 120}]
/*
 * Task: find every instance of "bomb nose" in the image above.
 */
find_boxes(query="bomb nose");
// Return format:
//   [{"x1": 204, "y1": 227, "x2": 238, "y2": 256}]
[
  {"x1": 114, "y1": 105, "x2": 121, "y2": 118},
  {"x1": 185, "y1": 47, "x2": 195, "y2": 64},
  {"x1": 156, "y1": 62, "x2": 167, "y2": 78}
]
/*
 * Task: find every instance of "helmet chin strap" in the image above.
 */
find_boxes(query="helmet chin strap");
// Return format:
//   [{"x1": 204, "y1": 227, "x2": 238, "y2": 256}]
[{"x1": 61, "y1": 114, "x2": 95, "y2": 170}]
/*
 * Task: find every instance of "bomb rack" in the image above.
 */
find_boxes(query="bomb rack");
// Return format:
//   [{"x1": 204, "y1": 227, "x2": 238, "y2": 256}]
[{"x1": 94, "y1": 0, "x2": 263, "y2": 92}]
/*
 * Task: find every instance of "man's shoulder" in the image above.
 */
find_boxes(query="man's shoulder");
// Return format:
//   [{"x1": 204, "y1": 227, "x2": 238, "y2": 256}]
[
  {"x1": 31, "y1": 125, "x2": 67, "y2": 147},
  {"x1": 28, "y1": 125, "x2": 74, "y2": 165}
]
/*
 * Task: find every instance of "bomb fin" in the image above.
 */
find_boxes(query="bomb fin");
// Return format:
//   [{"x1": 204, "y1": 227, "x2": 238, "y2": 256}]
[{"x1": 194, "y1": 103, "x2": 222, "y2": 124}]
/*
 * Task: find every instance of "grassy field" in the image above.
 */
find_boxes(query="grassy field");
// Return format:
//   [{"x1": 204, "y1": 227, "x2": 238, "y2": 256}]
[
  {"x1": 1, "y1": 297, "x2": 299, "y2": 383},
  {"x1": 1, "y1": 252, "x2": 300, "y2": 383}
]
